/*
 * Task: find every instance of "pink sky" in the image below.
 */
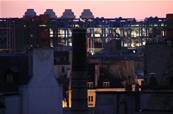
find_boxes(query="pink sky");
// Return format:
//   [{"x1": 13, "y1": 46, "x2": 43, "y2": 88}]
[{"x1": 0, "y1": 0, "x2": 173, "y2": 19}]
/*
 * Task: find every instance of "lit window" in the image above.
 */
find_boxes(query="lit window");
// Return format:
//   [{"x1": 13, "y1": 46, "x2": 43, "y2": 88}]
[
  {"x1": 116, "y1": 28, "x2": 121, "y2": 35},
  {"x1": 131, "y1": 43, "x2": 135, "y2": 48},
  {"x1": 124, "y1": 43, "x2": 128, "y2": 47},
  {"x1": 162, "y1": 31, "x2": 165, "y2": 36},
  {"x1": 154, "y1": 24, "x2": 158, "y2": 27},
  {"x1": 62, "y1": 98, "x2": 67, "y2": 108},
  {"x1": 69, "y1": 42, "x2": 72, "y2": 46},
  {"x1": 59, "y1": 29, "x2": 65, "y2": 38},
  {"x1": 161, "y1": 23, "x2": 165, "y2": 27},
  {"x1": 50, "y1": 34, "x2": 53, "y2": 37},
  {"x1": 142, "y1": 42, "x2": 146, "y2": 46},
  {"x1": 133, "y1": 50, "x2": 136, "y2": 53},
  {"x1": 91, "y1": 34, "x2": 94, "y2": 37},
  {"x1": 88, "y1": 82, "x2": 94, "y2": 88},
  {"x1": 136, "y1": 43, "x2": 140, "y2": 47},
  {"x1": 39, "y1": 24, "x2": 46, "y2": 27},
  {"x1": 50, "y1": 41, "x2": 53, "y2": 47},
  {"x1": 68, "y1": 30, "x2": 72, "y2": 37},
  {"x1": 75, "y1": 24, "x2": 80, "y2": 28},
  {"x1": 49, "y1": 28, "x2": 53, "y2": 34},
  {"x1": 95, "y1": 34, "x2": 100, "y2": 37},
  {"x1": 103, "y1": 81, "x2": 110, "y2": 87},
  {"x1": 131, "y1": 31, "x2": 137, "y2": 37}
]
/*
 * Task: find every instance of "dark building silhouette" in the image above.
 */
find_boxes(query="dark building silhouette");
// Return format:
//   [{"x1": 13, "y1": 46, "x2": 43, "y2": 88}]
[
  {"x1": 166, "y1": 14, "x2": 173, "y2": 46},
  {"x1": 0, "y1": 53, "x2": 28, "y2": 92},
  {"x1": 71, "y1": 28, "x2": 88, "y2": 114}
]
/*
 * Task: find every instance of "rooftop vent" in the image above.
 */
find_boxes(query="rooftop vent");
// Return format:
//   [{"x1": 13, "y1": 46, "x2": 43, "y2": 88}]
[
  {"x1": 44, "y1": 9, "x2": 57, "y2": 19},
  {"x1": 61, "y1": 9, "x2": 75, "y2": 19},
  {"x1": 80, "y1": 9, "x2": 94, "y2": 20},
  {"x1": 24, "y1": 9, "x2": 37, "y2": 17}
]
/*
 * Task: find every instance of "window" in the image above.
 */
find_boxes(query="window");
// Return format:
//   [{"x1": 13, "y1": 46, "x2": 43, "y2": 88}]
[
  {"x1": 88, "y1": 82, "x2": 94, "y2": 88},
  {"x1": 88, "y1": 96, "x2": 93, "y2": 102},
  {"x1": 103, "y1": 81, "x2": 110, "y2": 87}
]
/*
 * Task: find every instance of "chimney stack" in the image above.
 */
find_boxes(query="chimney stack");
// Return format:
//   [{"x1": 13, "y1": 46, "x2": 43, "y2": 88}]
[{"x1": 71, "y1": 28, "x2": 88, "y2": 114}]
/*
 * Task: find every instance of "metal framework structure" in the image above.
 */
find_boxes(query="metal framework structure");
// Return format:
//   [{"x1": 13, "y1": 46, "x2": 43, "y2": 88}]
[
  {"x1": 0, "y1": 16, "x2": 166, "y2": 54},
  {"x1": 48, "y1": 17, "x2": 166, "y2": 54}
]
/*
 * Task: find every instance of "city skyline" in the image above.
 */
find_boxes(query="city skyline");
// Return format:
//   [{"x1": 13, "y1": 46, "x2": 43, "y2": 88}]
[
  {"x1": 1, "y1": 2, "x2": 173, "y2": 113},
  {"x1": 1, "y1": 0, "x2": 173, "y2": 19}
]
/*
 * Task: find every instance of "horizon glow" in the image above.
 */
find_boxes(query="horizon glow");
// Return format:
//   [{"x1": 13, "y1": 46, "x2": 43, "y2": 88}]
[{"x1": 0, "y1": 0, "x2": 173, "y2": 19}]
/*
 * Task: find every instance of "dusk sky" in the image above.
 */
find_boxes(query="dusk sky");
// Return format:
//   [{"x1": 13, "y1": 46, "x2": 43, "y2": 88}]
[{"x1": 0, "y1": 0, "x2": 173, "y2": 19}]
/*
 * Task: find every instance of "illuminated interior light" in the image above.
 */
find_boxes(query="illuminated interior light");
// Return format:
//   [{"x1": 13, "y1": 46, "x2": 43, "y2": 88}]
[
  {"x1": 133, "y1": 50, "x2": 136, "y2": 53},
  {"x1": 50, "y1": 34, "x2": 53, "y2": 37},
  {"x1": 131, "y1": 31, "x2": 137, "y2": 37},
  {"x1": 91, "y1": 34, "x2": 94, "y2": 37},
  {"x1": 69, "y1": 42, "x2": 72, "y2": 46},
  {"x1": 161, "y1": 24, "x2": 165, "y2": 27},
  {"x1": 142, "y1": 42, "x2": 146, "y2": 45},
  {"x1": 154, "y1": 24, "x2": 158, "y2": 27},
  {"x1": 75, "y1": 24, "x2": 80, "y2": 28},
  {"x1": 50, "y1": 41, "x2": 53, "y2": 47},
  {"x1": 136, "y1": 43, "x2": 140, "y2": 47},
  {"x1": 124, "y1": 43, "x2": 128, "y2": 47},
  {"x1": 91, "y1": 51, "x2": 94, "y2": 55},
  {"x1": 131, "y1": 43, "x2": 135, "y2": 47},
  {"x1": 39, "y1": 24, "x2": 47, "y2": 27},
  {"x1": 95, "y1": 34, "x2": 100, "y2": 37},
  {"x1": 49, "y1": 28, "x2": 53, "y2": 34},
  {"x1": 62, "y1": 99, "x2": 68, "y2": 108}
]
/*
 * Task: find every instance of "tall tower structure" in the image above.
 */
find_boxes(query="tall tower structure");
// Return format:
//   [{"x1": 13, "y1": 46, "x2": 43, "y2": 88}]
[{"x1": 71, "y1": 29, "x2": 88, "y2": 114}]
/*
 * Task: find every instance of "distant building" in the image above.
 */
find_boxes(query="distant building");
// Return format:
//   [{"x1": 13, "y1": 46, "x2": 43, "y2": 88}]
[
  {"x1": 144, "y1": 40, "x2": 173, "y2": 88},
  {"x1": 59, "y1": 40, "x2": 143, "y2": 108},
  {"x1": 0, "y1": 9, "x2": 167, "y2": 53},
  {"x1": 144, "y1": 13, "x2": 173, "y2": 89}
]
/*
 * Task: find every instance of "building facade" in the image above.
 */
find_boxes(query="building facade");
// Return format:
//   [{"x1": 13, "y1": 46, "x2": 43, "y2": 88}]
[{"x1": 0, "y1": 9, "x2": 167, "y2": 54}]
